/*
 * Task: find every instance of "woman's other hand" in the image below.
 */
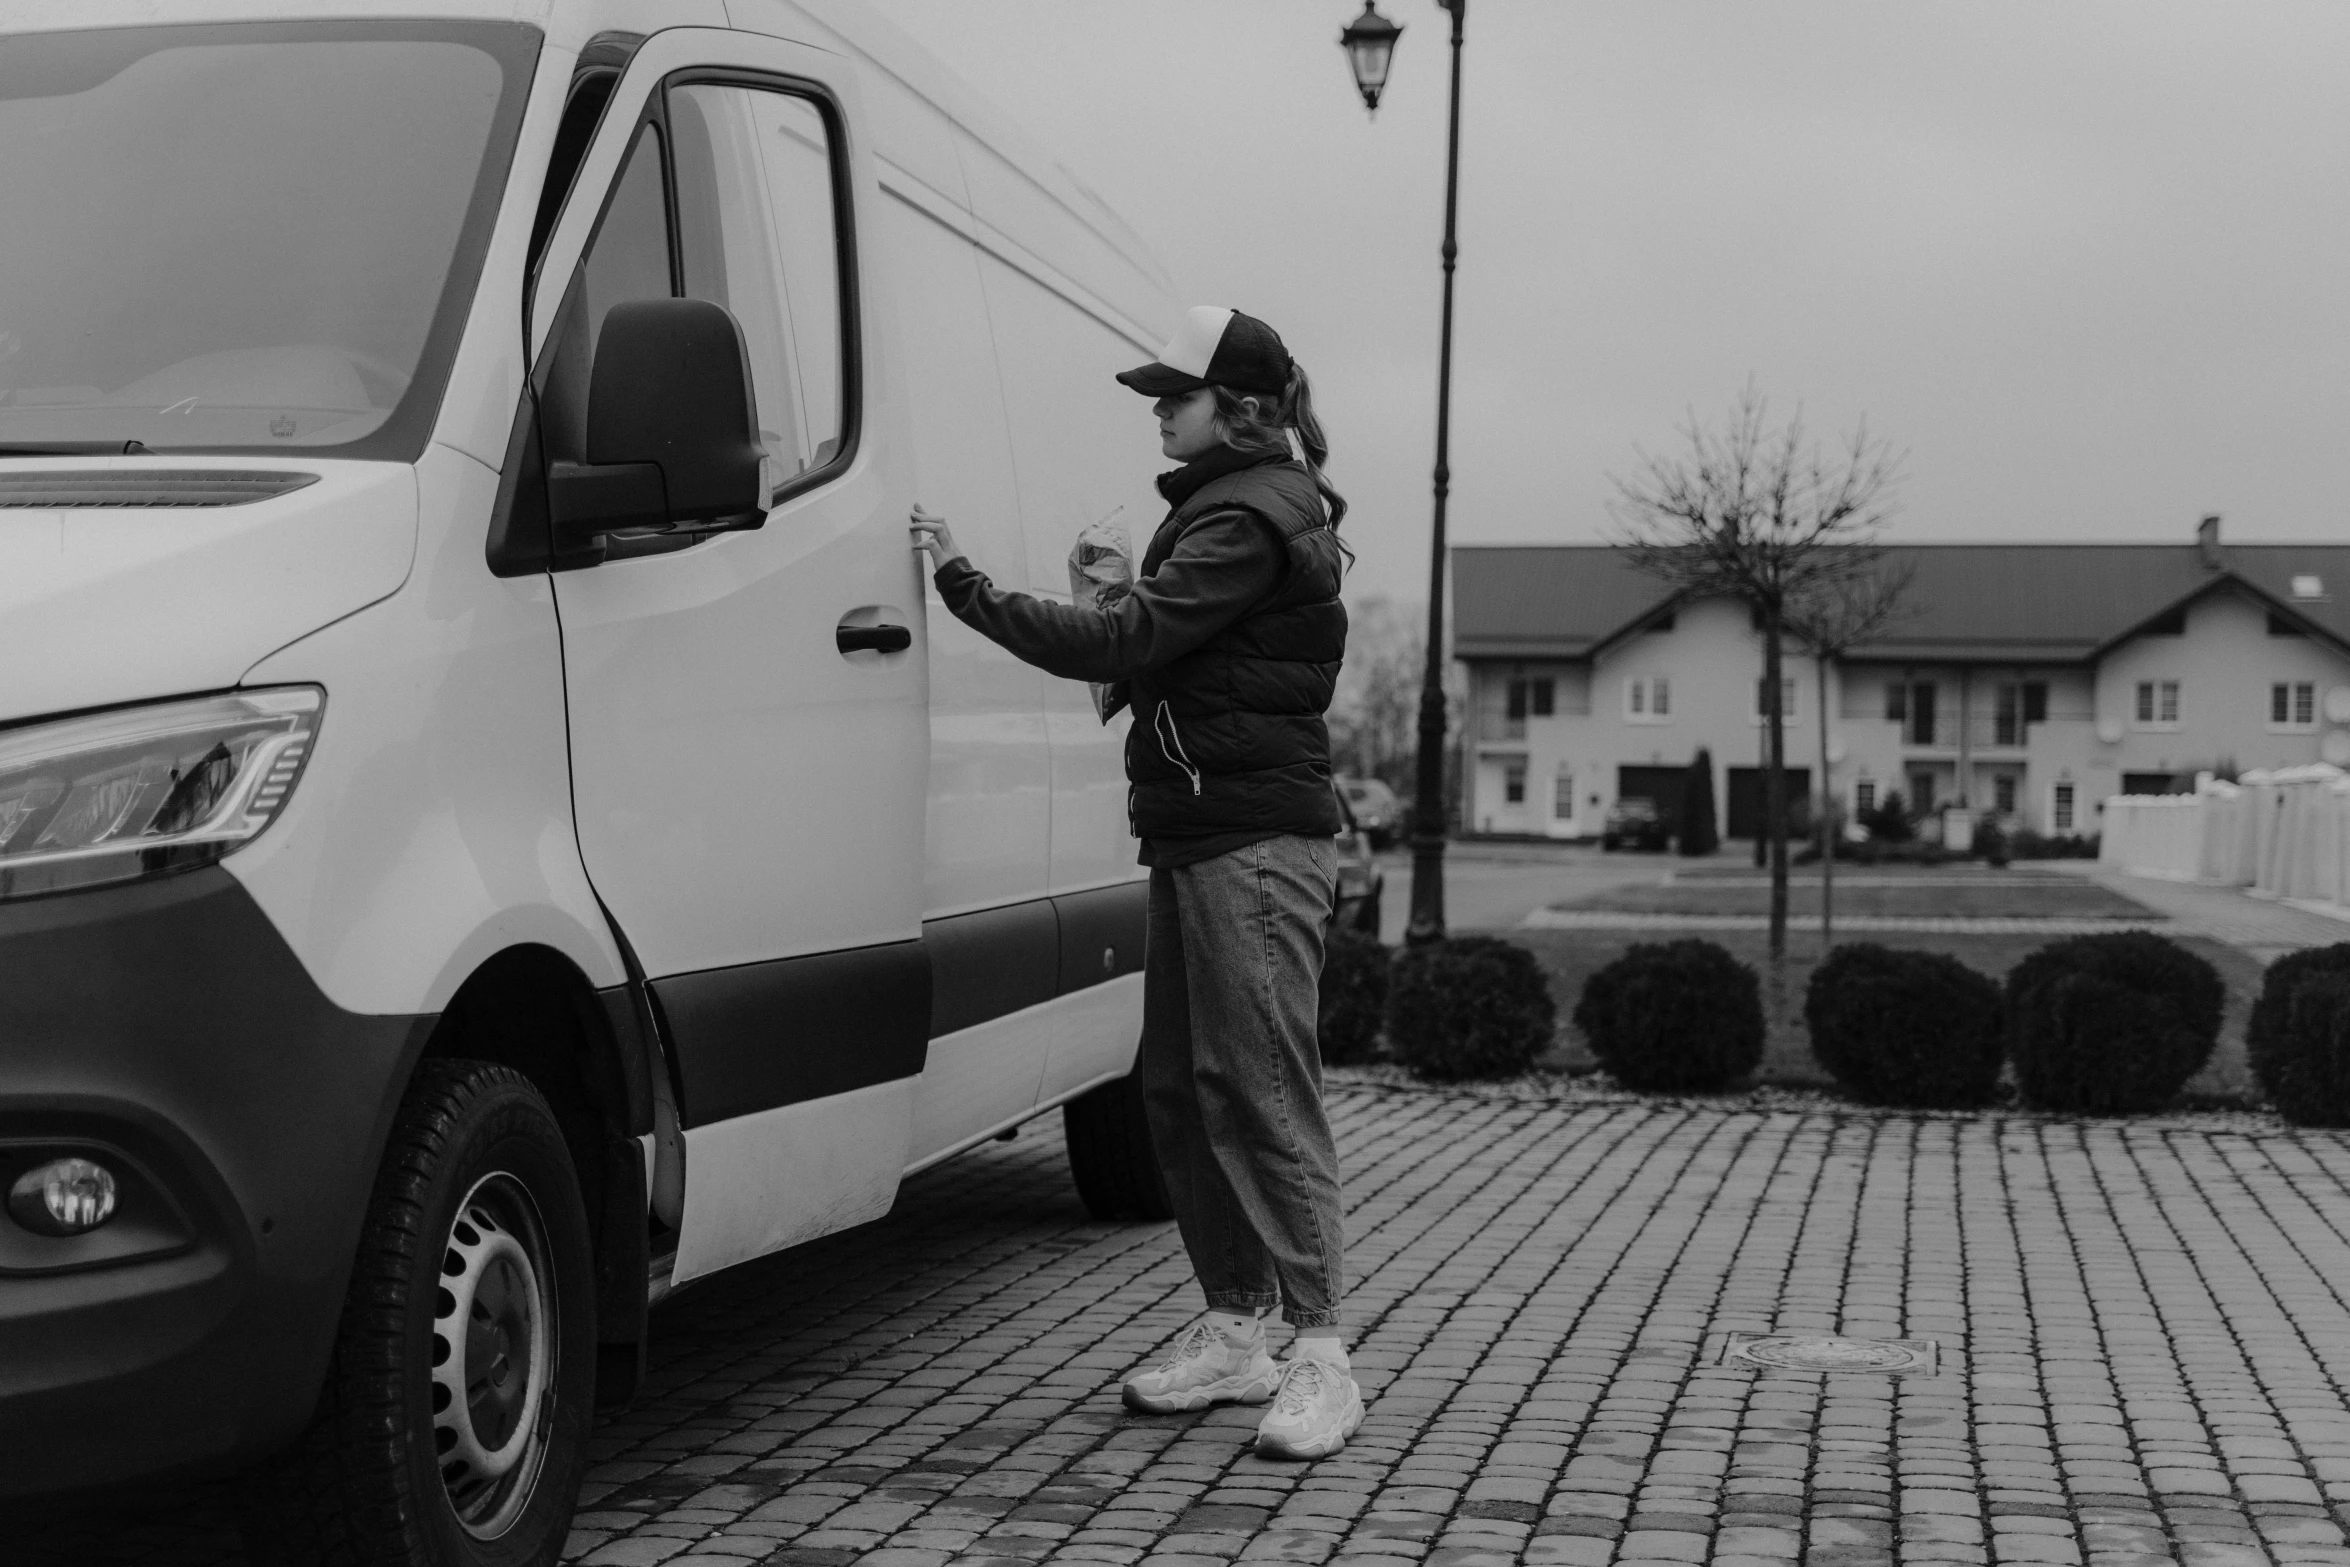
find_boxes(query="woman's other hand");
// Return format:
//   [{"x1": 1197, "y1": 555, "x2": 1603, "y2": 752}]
[{"x1": 909, "y1": 505, "x2": 962, "y2": 570}]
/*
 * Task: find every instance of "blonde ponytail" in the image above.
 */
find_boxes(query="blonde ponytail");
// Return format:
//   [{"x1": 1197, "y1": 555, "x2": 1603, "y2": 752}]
[{"x1": 1209, "y1": 364, "x2": 1348, "y2": 533}]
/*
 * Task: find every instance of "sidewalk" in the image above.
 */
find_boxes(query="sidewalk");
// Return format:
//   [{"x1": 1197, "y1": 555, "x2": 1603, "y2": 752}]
[
  {"x1": 21, "y1": 1083, "x2": 2350, "y2": 1566},
  {"x1": 543, "y1": 1087, "x2": 2350, "y2": 1567},
  {"x1": 2042, "y1": 863, "x2": 2350, "y2": 966}
]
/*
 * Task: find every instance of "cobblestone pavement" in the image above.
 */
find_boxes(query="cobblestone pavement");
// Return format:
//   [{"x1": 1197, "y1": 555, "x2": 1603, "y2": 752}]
[{"x1": 23, "y1": 1084, "x2": 2350, "y2": 1567}]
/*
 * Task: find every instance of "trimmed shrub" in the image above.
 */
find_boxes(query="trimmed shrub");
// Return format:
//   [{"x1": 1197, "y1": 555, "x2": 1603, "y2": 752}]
[
  {"x1": 1385, "y1": 935, "x2": 1556, "y2": 1082},
  {"x1": 2261, "y1": 975, "x2": 2350, "y2": 1126},
  {"x1": 1805, "y1": 944, "x2": 2004, "y2": 1108},
  {"x1": 1976, "y1": 818, "x2": 2012, "y2": 868},
  {"x1": 2006, "y1": 828, "x2": 2100, "y2": 860},
  {"x1": 1317, "y1": 926, "x2": 1392, "y2": 1066},
  {"x1": 2008, "y1": 930, "x2": 2224, "y2": 1044},
  {"x1": 1573, "y1": 940, "x2": 1764, "y2": 1093},
  {"x1": 1796, "y1": 839, "x2": 1960, "y2": 867},
  {"x1": 2248, "y1": 943, "x2": 2350, "y2": 1079},
  {"x1": 2248, "y1": 944, "x2": 2350, "y2": 1124},
  {"x1": 2006, "y1": 931, "x2": 2222, "y2": 1113},
  {"x1": 1679, "y1": 750, "x2": 1719, "y2": 856},
  {"x1": 1862, "y1": 788, "x2": 1913, "y2": 843}
]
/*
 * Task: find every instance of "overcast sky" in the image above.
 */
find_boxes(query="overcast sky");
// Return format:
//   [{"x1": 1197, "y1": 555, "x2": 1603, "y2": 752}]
[{"x1": 867, "y1": 0, "x2": 2350, "y2": 604}]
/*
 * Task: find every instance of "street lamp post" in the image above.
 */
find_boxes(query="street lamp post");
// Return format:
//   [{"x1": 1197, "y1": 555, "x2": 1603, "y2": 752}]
[{"x1": 1341, "y1": 0, "x2": 1465, "y2": 945}]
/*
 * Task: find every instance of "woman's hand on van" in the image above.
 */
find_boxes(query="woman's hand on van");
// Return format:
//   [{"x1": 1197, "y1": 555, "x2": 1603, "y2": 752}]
[{"x1": 909, "y1": 505, "x2": 962, "y2": 571}]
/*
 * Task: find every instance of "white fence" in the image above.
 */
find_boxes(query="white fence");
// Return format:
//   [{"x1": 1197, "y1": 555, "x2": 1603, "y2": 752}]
[{"x1": 2099, "y1": 765, "x2": 2350, "y2": 907}]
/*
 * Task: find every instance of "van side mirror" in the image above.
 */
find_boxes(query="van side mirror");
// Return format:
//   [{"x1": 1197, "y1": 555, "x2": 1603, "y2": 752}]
[{"x1": 548, "y1": 297, "x2": 769, "y2": 552}]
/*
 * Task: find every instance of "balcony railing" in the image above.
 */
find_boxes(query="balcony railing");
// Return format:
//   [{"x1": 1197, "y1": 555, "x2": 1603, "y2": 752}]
[{"x1": 1896, "y1": 715, "x2": 2087, "y2": 753}]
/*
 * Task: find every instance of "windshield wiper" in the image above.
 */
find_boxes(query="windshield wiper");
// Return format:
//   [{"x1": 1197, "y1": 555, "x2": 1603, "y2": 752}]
[{"x1": 0, "y1": 440, "x2": 156, "y2": 456}]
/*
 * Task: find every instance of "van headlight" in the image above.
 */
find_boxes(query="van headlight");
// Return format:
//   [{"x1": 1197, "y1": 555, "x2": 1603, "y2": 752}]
[{"x1": 0, "y1": 689, "x2": 322, "y2": 902}]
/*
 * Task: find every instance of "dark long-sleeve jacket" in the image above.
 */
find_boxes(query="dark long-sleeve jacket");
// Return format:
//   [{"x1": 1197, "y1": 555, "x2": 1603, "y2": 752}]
[
  {"x1": 933, "y1": 445, "x2": 1347, "y2": 854},
  {"x1": 931, "y1": 511, "x2": 1278, "y2": 697}
]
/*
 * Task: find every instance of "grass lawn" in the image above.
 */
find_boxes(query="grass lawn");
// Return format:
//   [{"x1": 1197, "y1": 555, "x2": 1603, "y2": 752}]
[
  {"x1": 1511, "y1": 925, "x2": 2265, "y2": 1106},
  {"x1": 1554, "y1": 877, "x2": 2158, "y2": 920}
]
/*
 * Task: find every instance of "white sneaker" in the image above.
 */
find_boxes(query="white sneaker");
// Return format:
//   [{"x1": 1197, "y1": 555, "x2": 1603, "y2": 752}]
[
  {"x1": 1254, "y1": 1356, "x2": 1364, "y2": 1459},
  {"x1": 1121, "y1": 1319, "x2": 1280, "y2": 1414}
]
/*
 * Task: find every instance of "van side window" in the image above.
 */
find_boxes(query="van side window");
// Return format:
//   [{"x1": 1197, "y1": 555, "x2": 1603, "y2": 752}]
[
  {"x1": 537, "y1": 122, "x2": 673, "y2": 469},
  {"x1": 668, "y1": 84, "x2": 845, "y2": 482},
  {"x1": 579, "y1": 125, "x2": 674, "y2": 360}
]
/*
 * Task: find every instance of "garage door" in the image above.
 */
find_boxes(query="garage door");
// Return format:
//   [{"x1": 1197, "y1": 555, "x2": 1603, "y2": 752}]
[{"x1": 1617, "y1": 765, "x2": 1686, "y2": 823}]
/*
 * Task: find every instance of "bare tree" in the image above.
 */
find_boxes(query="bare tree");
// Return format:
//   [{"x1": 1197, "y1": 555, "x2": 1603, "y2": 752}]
[
  {"x1": 1786, "y1": 565, "x2": 1914, "y2": 946},
  {"x1": 1327, "y1": 596, "x2": 1463, "y2": 807},
  {"x1": 1609, "y1": 386, "x2": 1902, "y2": 957}
]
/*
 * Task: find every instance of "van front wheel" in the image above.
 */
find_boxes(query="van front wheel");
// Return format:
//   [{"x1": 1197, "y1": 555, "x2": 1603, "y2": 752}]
[
  {"x1": 1062, "y1": 1076, "x2": 1174, "y2": 1222},
  {"x1": 245, "y1": 1060, "x2": 596, "y2": 1567}
]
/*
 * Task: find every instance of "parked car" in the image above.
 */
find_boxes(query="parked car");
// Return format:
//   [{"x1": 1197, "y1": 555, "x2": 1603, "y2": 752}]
[
  {"x1": 1333, "y1": 787, "x2": 1387, "y2": 935},
  {"x1": 1602, "y1": 797, "x2": 1675, "y2": 851},
  {"x1": 1339, "y1": 775, "x2": 1402, "y2": 848},
  {"x1": 0, "y1": 7, "x2": 1184, "y2": 1558}
]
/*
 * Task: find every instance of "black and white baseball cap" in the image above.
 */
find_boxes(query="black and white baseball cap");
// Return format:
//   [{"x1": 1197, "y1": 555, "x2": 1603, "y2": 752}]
[{"x1": 1115, "y1": 306, "x2": 1294, "y2": 398}]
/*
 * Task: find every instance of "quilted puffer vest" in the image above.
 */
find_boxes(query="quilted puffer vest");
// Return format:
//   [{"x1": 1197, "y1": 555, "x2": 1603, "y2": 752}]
[{"x1": 1126, "y1": 455, "x2": 1348, "y2": 839}]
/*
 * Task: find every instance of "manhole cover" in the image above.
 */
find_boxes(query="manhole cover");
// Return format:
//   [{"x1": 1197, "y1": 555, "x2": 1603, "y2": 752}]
[{"x1": 1719, "y1": 1332, "x2": 1938, "y2": 1375}]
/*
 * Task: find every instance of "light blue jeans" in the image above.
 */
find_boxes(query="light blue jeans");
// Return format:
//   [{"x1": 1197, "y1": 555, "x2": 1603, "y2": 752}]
[{"x1": 1136, "y1": 835, "x2": 1347, "y2": 1330}]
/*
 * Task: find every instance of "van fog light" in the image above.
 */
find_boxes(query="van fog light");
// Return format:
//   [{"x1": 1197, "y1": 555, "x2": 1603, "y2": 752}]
[{"x1": 9, "y1": 1157, "x2": 119, "y2": 1236}]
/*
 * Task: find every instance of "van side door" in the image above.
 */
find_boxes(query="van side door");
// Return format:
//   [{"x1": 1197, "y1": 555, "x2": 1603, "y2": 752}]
[{"x1": 525, "y1": 31, "x2": 925, "y2": 1285}]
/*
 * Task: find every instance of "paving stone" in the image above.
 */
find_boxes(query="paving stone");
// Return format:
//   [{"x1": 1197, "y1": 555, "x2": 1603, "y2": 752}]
[
  {"x1": 37, "y1": 1073, "x2": 2350, "y2": 1567},
  {"x1": 579, "y1": 1541, "x2": 696, "y2": 1567}
]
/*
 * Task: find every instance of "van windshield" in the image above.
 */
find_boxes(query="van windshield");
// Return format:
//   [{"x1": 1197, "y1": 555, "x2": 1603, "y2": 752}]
[{"x1": 0, "y1": 22, "x2": 537, "y2": 459}]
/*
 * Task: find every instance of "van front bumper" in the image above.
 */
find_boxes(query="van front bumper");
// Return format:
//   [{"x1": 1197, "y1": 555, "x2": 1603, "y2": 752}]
[{"x1": 0, "y1": 868, "x2": 426, "y2": 1498}]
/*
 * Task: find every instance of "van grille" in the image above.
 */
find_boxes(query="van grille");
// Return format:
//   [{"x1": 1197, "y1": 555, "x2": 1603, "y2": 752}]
[{"x1": 0, "y1": 471, "x2": 321, "y2": 508}]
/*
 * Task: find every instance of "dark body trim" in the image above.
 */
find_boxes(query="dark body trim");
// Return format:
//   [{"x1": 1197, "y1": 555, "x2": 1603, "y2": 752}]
[
  {"x1": 652, "y1": 941, "x2": 929, "y2": 1130},
  {"x1": 1051, "y1": 882, "x2": 1147, "y2": 995},
  {"x1": 921, "y1": 881, "x2": 1147, "y2": 1035},
  {"x1": 925, "y1": 900, "x2": 1057, "y2": 1038},
  {"x1": 653, "y1": 881, "x2": 1149, "y2": 1130}
]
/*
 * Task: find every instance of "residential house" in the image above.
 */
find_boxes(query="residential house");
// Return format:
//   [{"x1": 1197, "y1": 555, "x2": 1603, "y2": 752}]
[{"x1": 1452, "y1": 517, "x2": 2350, "y2": 840}]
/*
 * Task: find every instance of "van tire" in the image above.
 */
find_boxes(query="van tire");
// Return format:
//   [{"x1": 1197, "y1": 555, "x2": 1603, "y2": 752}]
[
  {"x1": 1062, "y1": 1077, "x2": 1173, "y2": 1222},
  {"x1": 242, "y1": 1060, "x2": 596, "y2": 1567}
]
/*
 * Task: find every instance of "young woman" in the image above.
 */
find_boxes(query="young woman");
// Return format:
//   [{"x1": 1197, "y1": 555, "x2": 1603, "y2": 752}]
[{"x1": 908, "y1": 306, "x2": 1359, "y2": 1460}]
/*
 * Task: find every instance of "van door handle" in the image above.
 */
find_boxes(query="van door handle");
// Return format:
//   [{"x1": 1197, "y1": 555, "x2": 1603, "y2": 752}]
[{"x1": 837, "y1": 623, "x2": 912, "y2": 654}]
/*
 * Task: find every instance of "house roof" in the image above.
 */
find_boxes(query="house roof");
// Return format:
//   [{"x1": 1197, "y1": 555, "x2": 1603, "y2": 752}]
[{"x1": 1451, "y1": 541, "x2": 2350, "y2": 665}]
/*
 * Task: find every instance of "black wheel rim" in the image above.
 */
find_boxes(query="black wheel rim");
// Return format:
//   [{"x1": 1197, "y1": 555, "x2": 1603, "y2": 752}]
[{"x1": 430, "y1": 1171, "x2": 556, "y2": 1539}]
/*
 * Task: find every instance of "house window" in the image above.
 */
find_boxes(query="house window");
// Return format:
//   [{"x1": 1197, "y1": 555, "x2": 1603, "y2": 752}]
[
  {"x1": 1994, "y1": 775, "x2": 2017, "y2": 815},
  {"x1": 1507, "y1": 678, "x2": 1555, "y2": 720},
  {"x1": 2271, "y1": 681, "x2": 2317, "y2": 730},
  {"x1": 1886, "y1": 680, "x2": 1937, "y2": 745},
  {"x1": 1910, "y1": 771, "x2": 1938, "y2": 813},
  {"x1": 1855, "y1": 779, "x2": 1876, "y2": 814},
  {"x1": 2134, "y1": 680, "x2": 2180, "y2": 728},
  {"x1": 1753, "y1": 676, "x2": 1799, "y2": 724},
  {"x1": 1503, "y1": 761, "x2": 1527, "y2": 805},
  {"x1": 1993, "y1": 682, "x2": 2047, "y2": 745},
  {"x1": 2051, "y1": 782, "x2": 2075, "y2": 833},
  {"x1": 1625, "y1": 676, "x2": 1671, "y2": 723},
  {"x1": 1553, "y1": 768, "x2": 1575, "y2": 819}
]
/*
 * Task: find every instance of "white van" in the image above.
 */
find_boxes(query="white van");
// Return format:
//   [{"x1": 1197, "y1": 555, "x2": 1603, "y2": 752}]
[{"x1": 0, "y1": 3, "x2": 1181, "y2": 1559}]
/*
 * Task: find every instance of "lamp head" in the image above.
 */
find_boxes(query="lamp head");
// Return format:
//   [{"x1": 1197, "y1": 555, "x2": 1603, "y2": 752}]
[{"x1": 1339, "y1": 1, "x2": 1403, "y2": 114}]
